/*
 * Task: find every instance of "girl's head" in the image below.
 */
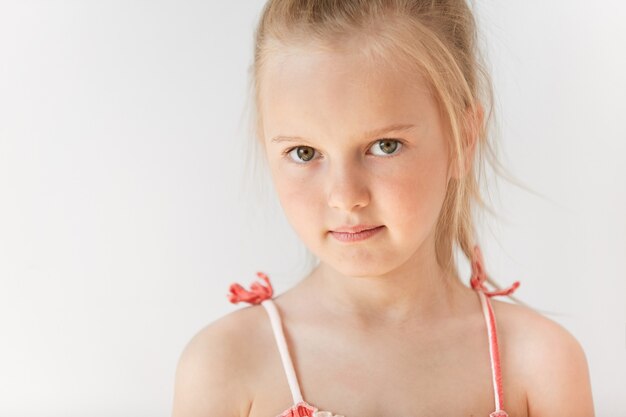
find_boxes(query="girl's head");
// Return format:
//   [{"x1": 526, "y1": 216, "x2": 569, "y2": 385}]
[{"x1": 245, "y1": 0, "x2": 518, "y2": 297}]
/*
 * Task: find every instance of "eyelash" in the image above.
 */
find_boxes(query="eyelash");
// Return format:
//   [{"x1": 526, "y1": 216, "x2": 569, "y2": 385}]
[{"x1": 282, "y1": 138, "x2": 405, "y2": 165}]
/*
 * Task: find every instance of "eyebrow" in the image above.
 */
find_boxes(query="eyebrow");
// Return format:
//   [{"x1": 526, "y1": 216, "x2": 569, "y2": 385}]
[{"x1": 270, "y1": 123, "x2": 416, "y2": 144}]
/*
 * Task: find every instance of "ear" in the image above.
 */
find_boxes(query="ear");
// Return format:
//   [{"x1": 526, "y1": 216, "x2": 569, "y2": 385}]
[{"x1": 449, "y1": 102, "x2": 484, "y2": 180}]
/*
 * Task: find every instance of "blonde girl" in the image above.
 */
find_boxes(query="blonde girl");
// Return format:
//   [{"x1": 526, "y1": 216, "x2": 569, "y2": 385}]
[{"x1": 172, "y1": 1, "x2": 595, "y2": 416}]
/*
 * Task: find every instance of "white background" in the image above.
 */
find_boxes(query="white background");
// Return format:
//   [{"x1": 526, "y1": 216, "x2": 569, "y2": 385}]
[{"x1": 0, "y1": 1, "x2": 624, "y2": 416}]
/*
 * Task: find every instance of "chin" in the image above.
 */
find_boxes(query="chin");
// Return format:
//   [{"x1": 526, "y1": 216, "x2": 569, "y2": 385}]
[{"x1": 325, "y1": 249, "x2": 399, "y2": 278}]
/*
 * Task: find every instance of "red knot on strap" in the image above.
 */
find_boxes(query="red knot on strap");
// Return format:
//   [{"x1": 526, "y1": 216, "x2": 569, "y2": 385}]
[
  {"x1": 470, "y1": 245, "x2": 521, "y2": 297},
  {"x1": 227, "y1": 271, "x2": 274, "y2": 305}
]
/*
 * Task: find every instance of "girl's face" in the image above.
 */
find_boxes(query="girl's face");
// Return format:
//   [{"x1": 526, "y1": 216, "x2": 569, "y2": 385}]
[{"x1": 259, "y1": 48, "x2": 453, "y2": 277}]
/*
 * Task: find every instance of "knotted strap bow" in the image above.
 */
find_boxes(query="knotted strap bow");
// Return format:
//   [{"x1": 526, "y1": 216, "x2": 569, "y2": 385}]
[
  {"x1": 227, "y1": 271, "x2": 274, "y2": 304},
  {"x1": 470, "y1": 244, "x2": 521, "y2": 297}
]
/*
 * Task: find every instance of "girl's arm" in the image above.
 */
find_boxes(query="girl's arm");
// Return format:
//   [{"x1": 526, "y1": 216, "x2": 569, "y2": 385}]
[
  {"x1": 523, "y1": 315, "x2": 595, "y2": 416},
  {"x1": 171, "y1": 319, "x2": 251, "y2": 417}
]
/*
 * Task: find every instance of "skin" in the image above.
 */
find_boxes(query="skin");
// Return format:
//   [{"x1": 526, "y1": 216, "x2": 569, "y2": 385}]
[{"x1": 170, "y1": 43, "x2": 595, "y2": 417}]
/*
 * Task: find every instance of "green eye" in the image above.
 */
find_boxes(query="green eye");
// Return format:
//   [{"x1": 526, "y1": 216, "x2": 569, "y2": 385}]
[
  {"x1": 370, "y1": 139, "x2": 402, "y2": 156},
  {"x1": 286, "y1": 146, "x2": 317, "y2": 163}
]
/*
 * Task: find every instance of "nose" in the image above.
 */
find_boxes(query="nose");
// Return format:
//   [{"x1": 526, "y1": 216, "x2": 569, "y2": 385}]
[{"x1": 326, "y1": 159, "x2": 371, "y2": 212}]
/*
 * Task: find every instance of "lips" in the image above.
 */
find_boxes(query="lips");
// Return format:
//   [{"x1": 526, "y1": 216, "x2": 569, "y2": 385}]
[
  {"x1": 331, "y1": 224, "x2": 382, "y2": 233},
  {"x1": 330, "y1": 225, "x2": 385, "y2": 243}
]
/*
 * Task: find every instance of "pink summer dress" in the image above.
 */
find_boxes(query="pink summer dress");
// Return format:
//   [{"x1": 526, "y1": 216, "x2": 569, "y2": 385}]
[{"x1": 226, "y1": 245, "x2": 521, "y2": 417}]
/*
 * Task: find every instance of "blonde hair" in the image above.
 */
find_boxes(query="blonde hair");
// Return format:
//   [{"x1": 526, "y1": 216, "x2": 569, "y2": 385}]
[{"x1": 241, "y1": 0, "x2": 539, "y2": 307}]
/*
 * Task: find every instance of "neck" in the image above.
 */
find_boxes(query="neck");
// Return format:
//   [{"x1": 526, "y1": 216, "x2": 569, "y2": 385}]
[{"x1": 304, "y1": 244, "x2": 469, "y2": 329}]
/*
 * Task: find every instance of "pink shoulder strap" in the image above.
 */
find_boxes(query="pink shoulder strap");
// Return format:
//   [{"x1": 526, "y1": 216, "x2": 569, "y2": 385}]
[
  {"x1": 469, "y1": 245, "x2": 521, "y2": 417},
  {"x1": 227, "y1": 273, "x2": 306, "y2": 407}
]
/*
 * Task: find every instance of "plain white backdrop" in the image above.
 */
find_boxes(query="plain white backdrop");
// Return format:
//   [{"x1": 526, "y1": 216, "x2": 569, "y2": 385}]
[{"x1": 0, "y1": 0, "x2": 624, "y2": 416}]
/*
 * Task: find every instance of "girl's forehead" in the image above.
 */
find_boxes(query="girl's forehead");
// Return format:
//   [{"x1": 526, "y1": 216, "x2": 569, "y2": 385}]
[
  {"x1": 261, "y1": 46, "x2": 428, "y2": 93},
  {"x1": 259, "y1": 49, "x2": 436, "y2": 133}
]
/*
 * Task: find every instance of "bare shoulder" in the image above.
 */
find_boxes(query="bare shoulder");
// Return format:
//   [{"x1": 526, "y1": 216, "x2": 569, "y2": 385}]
[
  {"x1": 171, "y1": 304, "x2": 268, "y2": 417},
  {"x1": 491, "y1": 299, "x2": 596, "y2": 417}
]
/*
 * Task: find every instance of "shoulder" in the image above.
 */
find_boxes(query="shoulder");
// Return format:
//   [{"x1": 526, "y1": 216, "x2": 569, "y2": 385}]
[
  {"x1": 171, "y1": 304, "x2": 269, "y2": 417},
  {"x1": 491, "y1": 299, "x2": 595, "y2": 416}
]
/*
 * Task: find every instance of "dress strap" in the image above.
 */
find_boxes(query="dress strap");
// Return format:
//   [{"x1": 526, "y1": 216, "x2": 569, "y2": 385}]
[
  {"x1": 261, "y1": 299, "x2": 306, "y2": 406},
  {"x1": 469, "y1": 245, "x2": 521, "y2": 417},
  {"x1": 227, "y1": 272, "x2": 305, "y2": 406}
]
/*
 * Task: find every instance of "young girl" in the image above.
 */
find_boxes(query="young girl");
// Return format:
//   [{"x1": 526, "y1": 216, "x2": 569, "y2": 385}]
[{"x1": 172, "y1": 1, "x2": 595, "y2": 416}]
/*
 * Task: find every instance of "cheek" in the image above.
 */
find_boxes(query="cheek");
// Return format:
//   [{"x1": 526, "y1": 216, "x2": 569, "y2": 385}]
[
  {"x1": 372, "y1": 151, "x2": 449, "y2": 229},
  {"x1": 273, "y1": 170, "x2": 322, "y2": 229}
]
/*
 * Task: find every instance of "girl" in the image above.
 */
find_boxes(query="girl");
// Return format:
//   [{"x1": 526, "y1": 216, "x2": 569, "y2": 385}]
[{"x1": 172, "y1": 1, "x2": 595, "y2": 416}]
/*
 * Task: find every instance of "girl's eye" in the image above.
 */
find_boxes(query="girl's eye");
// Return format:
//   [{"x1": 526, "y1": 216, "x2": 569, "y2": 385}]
[
  {"x1": 285, "y1": 146, "x2": 318, "y2": 164},
  {"x1": 369, "y1": 139, "x2": 403, "y2": 156},
  {"x1": 284, "y1": 139, "x2": 403, "y2": 164}
]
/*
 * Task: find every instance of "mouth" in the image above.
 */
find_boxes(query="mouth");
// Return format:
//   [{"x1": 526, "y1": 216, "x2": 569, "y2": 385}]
[
  {"x1": 331, "y1": 224, "x2": 383, "y2": 233},
  {"x1": 329, "y1": 225, "x2": 385, "y2": 242}
]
